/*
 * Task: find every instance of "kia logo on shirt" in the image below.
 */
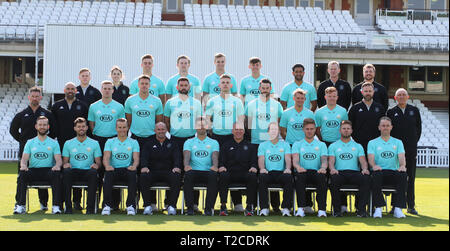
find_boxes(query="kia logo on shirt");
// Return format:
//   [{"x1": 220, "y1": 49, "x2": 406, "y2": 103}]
[
  {"x1": 268, "y1": 154, "x2": 282, "y2": 162},
  {"x1": 250, "y1": 89, "x2": 260, "y2": 95},
  {"x1": 381, "y1": 151, "x2": 395, "y2": 159},
  {"x1": 74, "y1": 153, "x2": 88, "y2": 161},
  {"x1": 114, "y1": 153, "x2": 129, "y2": 160},
  {"x1": 303, "y1": 153, "x2": 317, "y2": 160},
  {"x1": 176, "y1": 111, "x2": 191, "y2": 119},
  {"x1": 34, "y1": 152, "x2": 49, "y2": 160},
  {"x1": 257, "y1": 113, "x2": 271, "y2": 120},
  {"x1": 220, "y1": 110, "x2": 232, "y2": 117},
  {"x1": 100, "y1": 114, "x2": 113, "y2": 122},
  {"x1": 136, "y1": 110, "x2": 151, "y2": 117},
  {"x1": 326, "y1": 120, "x2": 340, "y2": 128},
  {"x1": 292, "y1": 123, "x2": 303, "y2": 130},
  {"x1": 195, "y1": 150, "x2": 209, "y2": 158},
  {"x1": 213, "y1": 87, "x2": 221, "y2": 93},
  {"x1": 339, "y1": 153, "x2": 353, "y2": 160}
]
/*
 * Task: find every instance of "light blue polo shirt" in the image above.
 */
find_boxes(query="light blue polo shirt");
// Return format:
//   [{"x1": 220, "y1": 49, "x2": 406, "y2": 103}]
[
  {"x1": 183, "y1": 136, "x2": 220, "y2": 171},
  {"x1": 205, "y1": 95, "x2": 244, "y2": 136},
  {"x1": 239, "y1": 74, "x2": 273, "y2": 106},
  {"x1": 164, "y1": 96, "x2": 202, "y2": 138},
  {"x1": 245, "y1": 98, "x2": 283, "y2": 144},
  {"x1": 368, "y1": 136, "x2": 405, "y2": 171},
  {"x1": 202, "y1": 72, "x2": 238, "y2": 98},
  {"x1": 129, "y1": 75, "x2": 166, "y2": 96},
  {"x1": 258, "y1": 140, "x2": 291, "y2": 172},
  {"x1": 292, "y1": 139, "x2": 328, "y2": 171},
  {"x1": 23, "y1": 136, "x2": 61, "y2": 168},
  {"x1": 88, "y1": 99, "x2": 125, "y2": 137},
  {"x1": 165, "y1": 74, "x2": 201, "y2": 98},
  {"x1": 62, "y1": 137, "x2": 102, "y2": 170},
  {"x1": 280, "y1": 106, "x2": 315, "y2": 145},
  {"x1": 104, "y1": 137, "x2": 140, "y2": 168},
  {"x1": 124, "y1": 94, "x2": 163, "y2": 137},
  {"x1": 328, "y1": 139, "x2": 365, "y2": 171},
  {"x1": 280, "y1": 81, "x2": 317, "y2": 109},
  {"x1": 315, "y1": 105, "x2": 348, "y2": 143}
]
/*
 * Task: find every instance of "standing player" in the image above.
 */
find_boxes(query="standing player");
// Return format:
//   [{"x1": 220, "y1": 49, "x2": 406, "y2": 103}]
[
  {"x1": 110, "y1": 66, "x2": 129, "y2": 106},
  {"x1": 14, "y1": 116, "x2": 62, "y2": 214},
  {"x1": 351, "y1": 64, "x2": 388, "y2": 111},
  {"x1": 291, "y1": 118, "x2": 328, "y2": 217},
  {"x1": 239, "y1": 57, "x2": 273, "y2": 106},
  {"x1": 257, "y1": 122, "x2": 293, "y2": 217},
  {"x1": 129, "y1": 54, "x2": 166, "y2": 104},
  {"x1": 183, "y1": 117, "x2": 220, "y2": 216},
  {"x1": 280, "y1": 64, "x2": 317, "y2": 111},
  {"x1": 317, "y1": 61, "x2": 352, "y2": 110},
  {"x1": 202, "y1": 53, "x2": 238, "y2": 103},
  {"x1": 368, "y1": 117, "x2": 407, "y2": 218},
  {"x1": 315, "y1": 87, "x2": 349, "y2": 147},
  {"x1": 75, "y1": 68, "x2": 102, "y2": 107},
  {"x1": 387, "y1": 88, "x2": 421, "y2": 215},
  {"x1": 328, "y1": 120, "x2": 371, "y2": 217},
  {"x1": 102, "y1": 118, "x2": 140, "y2": 215},
  {"x1": 62, "y1": 117, "x2": 102, "y2": 214},
  {"x1": 280, "y1": 89, "x2": 315, "y2": 145},
  {"x1": 166, "y1": 55, "x2": 202, "y2": 100}
]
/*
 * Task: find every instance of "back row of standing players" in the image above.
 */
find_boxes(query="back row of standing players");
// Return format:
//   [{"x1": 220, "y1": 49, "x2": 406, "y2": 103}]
[{"x1": 10, "y1": 53, "x2": 422, "y2": 216}]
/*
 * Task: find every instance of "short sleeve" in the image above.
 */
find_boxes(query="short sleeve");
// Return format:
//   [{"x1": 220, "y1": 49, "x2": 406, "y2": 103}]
[
  {"x1": 284, "y1": 142, "x2": 291, "y2": 154},
  {"x1": 328, "y1": 144, "x2": 335, "y2": 157},
  {"x1": 230, "y1": 75, "x2": 238, "y2": 93},
  {"x1": 118, "y1": 105, "x2": 125, "y2": 119},
  {"x1": 183, "y1": 139, "x2": 192, "y2": 152},
  {"x1": 88, "y1": 105, "x2": 95, "y2": 122},
  {"x1": 163, "y1": 99, "x2": 172, "y2": 117},
  {"x1": 277, "y1": 102, "x2": 283, "y2": 117},
  {"x1": 155, "y1": 98, "x2": 163, "y2": 115},
  {"x1": 315, "y1": 110, "x2": 322, "y2": 127},
  {"x1": 129, "y1": 79, "x2": 139, "y2": 95},
  {"x1": 236, "y1": 99, "x2": 244, "y2": 117},
  {"x1": 320, "y1": 142, "x2": 328, "y2": 157},
  {"x1": 132, "y1": 140, "x2": 140, "y2": 153},
  {"x1": 212, "y1": 140, "x2": 220, "y2": 152},
  {"x1": 62, "y1": 142, "x2": 70, "y2": 157},
  {"x1": 357, "y1": 144, "x2": 365, "y2": 157},
  {"x1": 309, "y1": 86, "x2": 317, "y2": 101},
  {"x1": 367, "y1": 140, "x2": 375, "y2": 155},
  {"x1": 23, "y1": 140, "x2": 31, "y2": 154},
  {"x1": 205, "y1": 99, "x2": 214, "y2": 116},
  {"x1": 158, "y1": 79, "x2": 166, "y2": 95},
  {"x1": 94, "y1": 141, "x2": 102, "y2": 158},
  {"x1": 291, "y1": 142, "x2": 300, "y2": 154},
  {"x1": 280, "y1": 85, "x2": 289, "y2": 102},
  {"x1": 202, "y1": 76, "x2": 210, "y2": 93},
  {"x1": 104, "y1": 139, "x2": 112, "y2": 152},
  {"x1": 257, "y1": 144, "x2": 265, "y2": 156},
  {"x1": 239, "y1": 78, "x2": 246, "y2": 95},
  {"x1": 124, "y1": 98, "x2": 132, "y2": 114},
  {"x1": 52, "y1": 141, "x2": 61, "y2": 155},
  {"x1": 397, "y1": 140, "x2": 405, "y2": 154},
  {"x1": 280, "y1": 111, "x2": 288, "y2": 128},
  {"x1": 165, "y1": 78, "x2": 175, "y2": 95}
]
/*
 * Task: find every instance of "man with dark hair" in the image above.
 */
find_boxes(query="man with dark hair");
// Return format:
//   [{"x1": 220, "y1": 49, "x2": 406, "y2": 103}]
[
  {"x1": 239, "y1": 57, "x2": 273, "y2": 106},
  {"x1": 129, "y1": 54, "x2": 166, "y2": 104},
  {"x1": 166, "y1": 55, "x2": 201, "y2": 101},
  {"x1": 280, "y1": 64, "x2": 317, "y2": 111}
]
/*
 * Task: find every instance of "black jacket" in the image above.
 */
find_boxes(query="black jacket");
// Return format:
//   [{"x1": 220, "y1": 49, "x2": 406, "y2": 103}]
[
  {"x1": 219, "y1": 139, "x2": 258, "y2": 172},
  {"x1": 76, "y1": 85, "x2": 102, "y2": 107},
  {"x1": 140, "y1": 136, "x2": 182, "y2": 172},
  {"x1": 387, "y1": 104, "x2": 422, "y2": 154},
  {"x1": 351, "y1": 81, "x2": 389, "y2": 112},
  {"x1": 317, "y1": 79, "x2": 352, "y2": 110},
  {"x1": 348, "y1": 101, "x2": 386, "y2": 148},
  {"x1": 112, "y1": 82, "x2": 130, "y2": 106},
  {"x1": 51, "y1": 98, "x2": 89, "y2": 145}
]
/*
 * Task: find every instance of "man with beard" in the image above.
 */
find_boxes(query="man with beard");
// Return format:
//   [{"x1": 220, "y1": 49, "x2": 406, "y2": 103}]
[
  {"x1": 351, "y1": 64, "x2": 388, "y2": 111},
  {"x1": 10, "y1": 86, "x2": 57, "y2": 211},
  {"x1": 75, "y1": 68, "x2": 101, "y2": 107},
  {"x1": 14, "y1": 116, "x2": 62, "y2": 214},
  {"x1": 280, "y1": 64, "x2": 317, "y2": 111},
  {"x1": 62, "y1": 117, "x2": 102, "y2": 214}
]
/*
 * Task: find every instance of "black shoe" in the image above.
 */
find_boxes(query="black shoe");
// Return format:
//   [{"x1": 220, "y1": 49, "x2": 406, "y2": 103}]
[
  {"x1": 333, "y1": 211, "x2": 342, "y2": 217},
  {"x1": 272, "y1": 207, "x2": 281, "y2": 213},
  {"x1": 186, "y1": 208, "x2": 194, "y2": 216},
  {"x1": 357, "y1": 211, "x2": 368, "y2": 218},
  {"x1": 407, "y1": 208, "x2": 419, "y2": 215},
  {"x1": 64, "y1": 209, "x2": 73, "y2": 214},
  {"x1": 86, "y1": 210, "x2": 96, "y2": 215},
  {"x1": 73, "y1": 203, "x2": 82, "y2": 211},
  {"x1": 204, "y1": 208, "x2": 214, "y2": 216}
]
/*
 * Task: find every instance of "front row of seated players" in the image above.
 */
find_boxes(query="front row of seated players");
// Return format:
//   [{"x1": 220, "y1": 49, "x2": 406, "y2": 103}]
[{"x1": 14, "y1": 115, "x2": 407, "y2": 218}]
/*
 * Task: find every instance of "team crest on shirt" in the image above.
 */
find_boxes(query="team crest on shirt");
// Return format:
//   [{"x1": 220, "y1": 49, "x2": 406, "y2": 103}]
[
  {"x1": 193, "y1": 146, "x2": 197, "y2": 149},
  {"x1": 279, "y1": 148, "x2": 284, "y2": 152},
  {"x1": 315, "y1": 147, "x2": 319, "y2": 151},
  {"x1": 152, "y1": 84, "x2": 157, "y2": 88},
  {"x1": 336, "y1": 115, "x2": 341, "y2": 119},
  {"x1": 323, "y1": 116, "x2": 328, "y2": 120},
  {"x1": 337, "y1": 148, "x2": 342, "y2": 152},
  {"x1": 393, "y1": 145, "x2": 397, "y2": 150},
  {"x1": 134, "y1": 105, "x2": 139, "y2": 109},
  {"x1": 377, "y1": 147, "x2": 382, "y2": 151},
  {"x1": 409, "y1": 111, "x2": 414, "y2": 116},
  {"x1": 352, "y1": 147, "x2": 356, "y2": 151},
  {"x1": 300, "y1": 148, "x2": 305, "y2": 152},
  {"x1": 149, "y1": 105, "x2": 154, "y2": 109},
  {"x1": 167, "y1": 143, "x2": 172, "y2": 148},
  {"x1": 122, "y1": 90, "x2": 127, "y2": 95},
  {"x1": 87, "y1": 147, "x2": 91, "y2": 152},
  {"x1": 72, "y1": 148, "x2": 78, "y2": 152},
  {"x1": 76, "y1": 105, "x2": 81, "y2": 110},
  {"x1": 113, "y1": 148, "x2": 118, "y2": 151},
  {"x1": 32, "y1": 147, "x2": 37, "y2": 151},
  {"x1": 243, "y1": 145, "x2": 248, "y2": 151},
  {"x1": 375, "y1": 107, "x2": 380, "y2": 113},
  {"x1": 47, "y1": 146, "x2": 52, "y2": 151},
  {"x1": 111, "y1": 109, "x2": 116, "y2": 114},
  {"x1": 127, "y1": 147, "x2": 132, "y2": 151},
  {"x1": 206, "y1": 145, "x2": 211, "y2": 149},
  {"x1": 339, "y1": 85, "x2": 344, "y2": 90}
]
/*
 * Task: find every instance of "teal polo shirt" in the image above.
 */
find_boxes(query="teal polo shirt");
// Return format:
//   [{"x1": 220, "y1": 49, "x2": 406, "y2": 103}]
[
  {"x1": 88, "y1": 99, "x2": 125, "y2": 137},
  {"x1": 164, "y1": 96, "x2": 202, "y2": 138},
  {"x1": 202, "y1": 72, "x2": 238, "y2": 98},
  {"x1": 62, "y1": 137, "x2": 102, "y2": 170},
  {"x1": 205, "y1": 95, "x2": 244, "y2": 136},
  {"x1": 245, "y1": 98, "x2": 283, "y2": 144},
  {"x1": 328, "y1": 139, "x2": 365, "y2": 171},
  {"x1": 292, "y1": 139, "x2": 328, "y2": 171},
  {"x1": 23, "y1": 136, "x2": 61, "y2": 168},
  {"x1": 183, "y1": 136, "x2": 220, "y2": 171},
  {"x1": 104, "y1": 137, "x2": 140, "y2": 168},
  {"x1": 129, "y1": 75, "x2": 165, "y2": 96},
  {"x1": 280, "y1": 106, "x2": 315, "y2": 144},
  {"x1": 315, "y1": 105, "x2": 348, "y2": 143},
  {"x1": 368, "y1": 136, "x2": 405, "y2": 171},
  {"x1": 258, "y1": 140, "x2": 291, "y2": 172},
  {"x1": 239, "y1": 74, "x2": 273, "y2": 106},
  {"x1": 280, "y1": 81, "x2": 317, "y2": 109},
  {"x1": 165, "y1": 74, "x2": 201, "y2": 98},
  {"x1": 124, "y1": 94, "x2": 163, "y2": 137}
]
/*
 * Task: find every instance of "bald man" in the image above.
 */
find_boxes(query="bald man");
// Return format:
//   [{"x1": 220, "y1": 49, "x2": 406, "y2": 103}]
[
  {"x1": 139, "y1": 122, "x2": 182, "y2": 215},
  {"x1": 387, "y1": 88, "x2": 422, "y2": 215}
]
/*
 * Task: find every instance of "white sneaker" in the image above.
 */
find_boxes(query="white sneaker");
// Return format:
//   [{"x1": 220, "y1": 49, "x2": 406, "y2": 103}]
[
  {"x1": 52, "y1": 206, "x2": 61, "y2": 214},
  {"x1": 341, "y1": 206, "x2": 348, "y2": 213},
  {"x1": 304, "y1": 206, "x2": 314, "y2": 214},
  {"x1": 393, "y1": 207, "x2": 406, "y2": 218},
  {"x1": 259, "y1": 208, "x2": 269, "y2": 216},
  {"x1": 282, "y1": 208, "x2": 291, "y2": 217},
  {"x1": 127, "y1": 206, "x2": 136, "y2": 215},
  {"x1": 317, "y1": 210, "x2": 327, "y2": 217},
  {"x1": 40, "y1": 203, "x2": 48, "y2": 211},
  {"x1": 151, "y1": 203, "x2": 158, "y2": 212},
  {"x1": 295, "y1": 208, "x2": 305, "y2": 217},
  {"x1": 167, "y1": 206, "x2": 176, "y2": 215},
  {"x1": 101, "y1": 206, "x2": 111, "y2": 215},
  {"x1": 234, "y1": 204, "x2": 244, "y2": 212},
  {"x1": 13, "y1": 205, "x2": 26, "y2": 214},
  {"x1": 143, "y1": 206, "x2": 153, "y2": 215},
  {"x1": 373, "y1": 208, "x2": 383, "y2": 218}
]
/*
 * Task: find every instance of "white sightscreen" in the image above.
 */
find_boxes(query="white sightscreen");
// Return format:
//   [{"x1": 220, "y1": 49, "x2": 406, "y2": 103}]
[{"x1": 44, "y1": 25, "x2": 314, "y2": 96}]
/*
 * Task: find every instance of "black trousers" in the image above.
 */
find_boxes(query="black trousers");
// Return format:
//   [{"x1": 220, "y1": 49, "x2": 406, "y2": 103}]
[
  {"x1": 131, "y1": 133, "x2": 155, "y2": 204},
  {"x1": 17, "y1": 168, "x2": 61, "y2": 206},
  {"x1": 330, "y1": 170, "x2": 371, "y2": 213},
  {"x1": 372, "y1": 170, "x2": 407, "y2": 208},
  {"x1": 140, "y1": 170, "x2": 182, "y2": 208},
  {"x1": 258, "y1": 171, "x2": 294, "y2": 210},
  {"x1": 406, "y1": 152, "x2": 417, "y2": 209},
  {"x1": 63, "y1": 168, "x2": 98, "y2": 212},
  {"x1": 183, "y1": 170, "x2": 218, "y2": 210},
  {"x1": 218, "y1": 170, "x2": 257, "y2": 208},
  {"x1": 58, "y1": 139, "x2": 82, "y2": 206},
  {"x1": 253, "y1": 143, "x2": 281, "y2": 209},
  {"x1": 294, "y1": 170, "x2": 328, "y2": 211},
  {"x1": 103, "y1": 168, "x2": 137, "y2": 208}
]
